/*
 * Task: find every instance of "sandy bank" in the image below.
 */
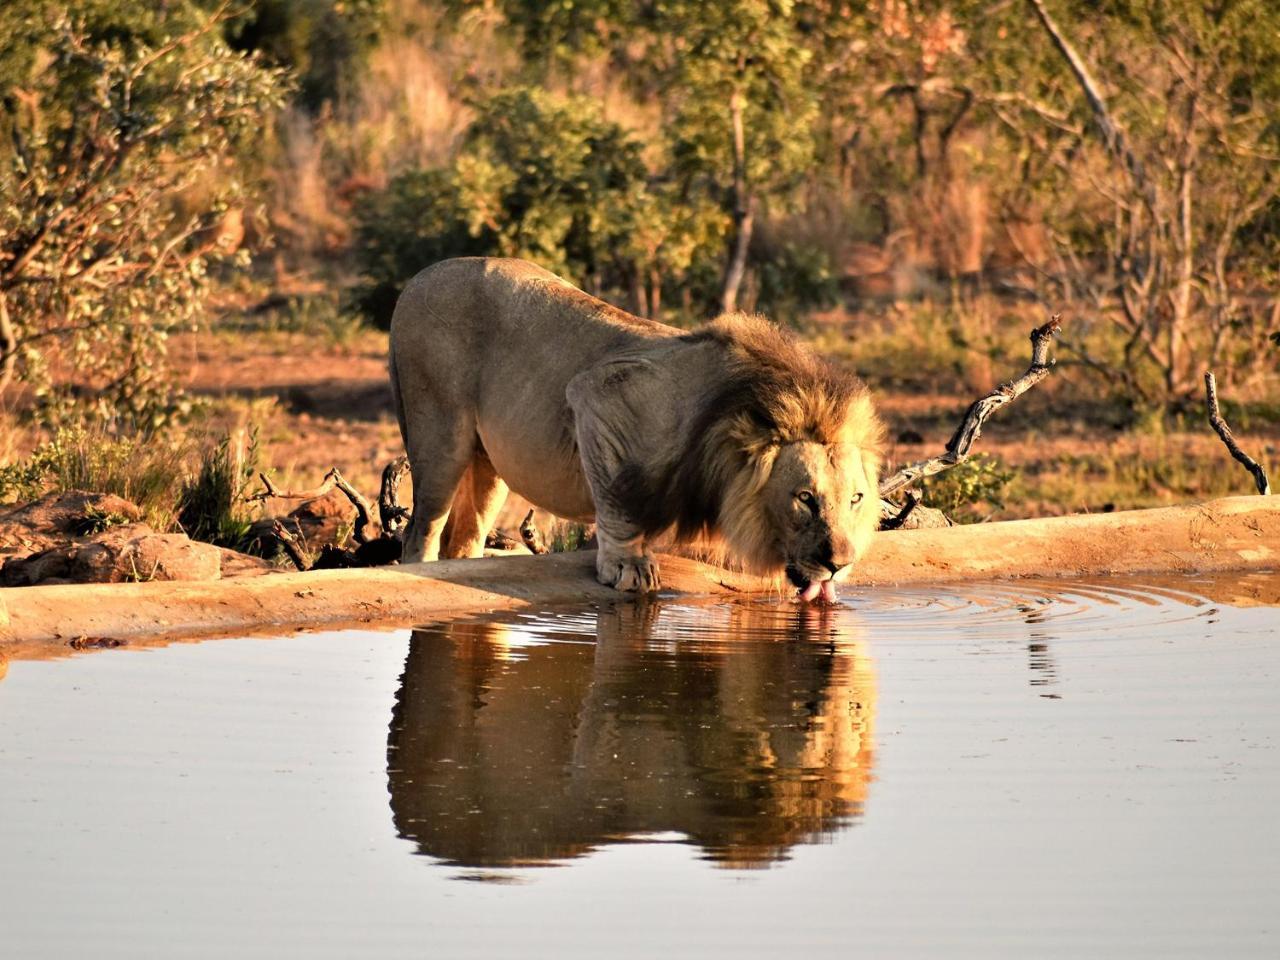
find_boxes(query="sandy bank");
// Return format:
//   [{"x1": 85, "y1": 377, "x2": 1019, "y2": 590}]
[{"x1": 1, "y1": 495, "x2": 1275, "y2": 654}]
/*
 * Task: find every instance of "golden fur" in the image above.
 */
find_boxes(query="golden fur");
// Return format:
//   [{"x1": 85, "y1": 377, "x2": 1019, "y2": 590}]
[{"x1": 389, "y1": 257, "x2": 882, "y2": 593}]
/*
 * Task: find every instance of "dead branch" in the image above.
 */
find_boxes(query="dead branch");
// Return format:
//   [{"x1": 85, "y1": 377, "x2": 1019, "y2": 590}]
[
  {"x1": 270, "y1": 520, "x2": 310, "y2": 572},
  {"x1": 1205, "y1": 372, "x2": 1271, "y2": 495},
  {"x1": 1024, "y1": 0, "x2": 1158, "y2": 216},
  {"x1": 520, "y1": 509, "x2": 549, "y2": 555},
  {"x1": 248, "y1": 467, "x2": 377, "y2": 544},
  {"x1": 485, "y1": 529, "x2": 523, "y2": 551},
  {"x1": 378, "y1": 456, "x2": 410, "y2": 537},
  {"x1": 879, "y1": 492, "x2": 921, "y2": 531},
  {"x1": 879, "y1": 316, "x2": 1062, "y2": 499}
]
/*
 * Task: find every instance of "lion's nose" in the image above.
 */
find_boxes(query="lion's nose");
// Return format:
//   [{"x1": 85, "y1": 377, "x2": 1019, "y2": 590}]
[{"x1": 821, "y1": 534, "x2": 854, "y2": 573}]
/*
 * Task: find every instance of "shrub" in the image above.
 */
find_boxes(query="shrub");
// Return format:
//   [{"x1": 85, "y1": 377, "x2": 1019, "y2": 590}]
[
  {"x1": 353, "y1": 85, "x2": 724, "y2": 326},
  {"x1": 0, "y1": 427, "x2": 187, "y2": 530},
  {"x1": 920, "y1": 454, "x2": 1016, "y2": 523},
  {"x1": 0, "y1": 2, "x2": 288, "y2": 429},
  {"x1": 176, "y1": 431, "x2": 260, "y2": 549}
]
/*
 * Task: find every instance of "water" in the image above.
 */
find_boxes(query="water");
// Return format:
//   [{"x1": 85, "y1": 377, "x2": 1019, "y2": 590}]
[{"x1": 1, "y1": 572, "x2": 1278, "y2": 958}]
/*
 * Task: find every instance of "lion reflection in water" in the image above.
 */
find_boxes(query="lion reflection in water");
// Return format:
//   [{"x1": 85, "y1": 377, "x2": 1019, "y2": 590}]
[{"x1": 387, "y1": 603, "x2": 876, "y2": 868}]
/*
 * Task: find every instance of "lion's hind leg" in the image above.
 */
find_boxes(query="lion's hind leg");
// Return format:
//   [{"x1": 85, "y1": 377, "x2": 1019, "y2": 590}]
[
  {"x1": 442, "y1": 449, "x2": 508, "y2": 559},
  {"x1": 401, "y1": 418, "x2": 478, "y2": 565}
]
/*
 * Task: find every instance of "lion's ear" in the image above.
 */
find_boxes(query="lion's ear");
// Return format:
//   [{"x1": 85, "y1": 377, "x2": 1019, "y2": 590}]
[{"x1": 861, "y1": 448, "x2": 881, "y2": 491}]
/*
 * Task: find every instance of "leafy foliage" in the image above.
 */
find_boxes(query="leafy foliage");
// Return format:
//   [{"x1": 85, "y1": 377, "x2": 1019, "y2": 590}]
[
  {"x1": 176, "y1": 430, "x2": 260, "y2": 549},
  {"x1": 229, "y1": 0, "x2": 385, "y2": 110},
  {"x1": 0, "y1": 1, "x2": 288, "y2": 429},
  {"x1": 354, "y1": 86, "x2": 726, "y2": 326},
  {"x1": 920, "y1": 453, "x2": 1016, "y2": 522}
]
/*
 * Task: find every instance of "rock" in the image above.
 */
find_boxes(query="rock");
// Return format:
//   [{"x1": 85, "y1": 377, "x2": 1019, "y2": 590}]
[
  {"x1": 0, "y1": 491, "x2": 143, "y2": 556},
  {"x1": 878, "y1": 497, "x2": 953, "y2": 531},
  {"x1": 2, "y1": 525, "x2": 225, "y2": 586},
  {"x1": 218, "y1": 548, "x2": 273, "y2": 578}
]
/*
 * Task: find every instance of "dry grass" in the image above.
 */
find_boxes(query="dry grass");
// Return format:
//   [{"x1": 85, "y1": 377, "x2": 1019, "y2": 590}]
[{"x1": 265, "y1": 0, "x2": 508, "y2": 260}]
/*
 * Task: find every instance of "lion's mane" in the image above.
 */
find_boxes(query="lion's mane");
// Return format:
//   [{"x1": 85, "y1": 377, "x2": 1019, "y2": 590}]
[{"x1": 619, "y1": 312, "x2": 885, "y2": 573}]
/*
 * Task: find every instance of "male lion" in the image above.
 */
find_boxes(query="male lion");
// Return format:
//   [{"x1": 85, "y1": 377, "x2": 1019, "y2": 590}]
[{"x1": 389, "y1": 257, "x2": 883, "y2": 601}]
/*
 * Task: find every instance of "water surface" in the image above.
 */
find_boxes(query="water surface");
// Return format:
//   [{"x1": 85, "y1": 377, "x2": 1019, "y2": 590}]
[{"x1": 1, "y1": 572, "x2": 1278, "y2": 957}]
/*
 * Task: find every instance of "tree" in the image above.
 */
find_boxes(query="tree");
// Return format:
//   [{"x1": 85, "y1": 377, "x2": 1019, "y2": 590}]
[
  {"x1": 228, "y1": 0, "x2": 385, "y2": 111},
  {"x1": 990, "y1": 0, "x2": 1280, "y2": 409},
  {"x1": 354, "y1": 86, "x2": 721, "y2": 326},
  {"x1": 658, "y1": 1, "x2": 819, "y2": 313},
  {"x1": 0, "y1": 1, "x2": 287, "y2": 427},
  {"x1": 444, "y1": 0, "x2": 819, "y2": 316}
]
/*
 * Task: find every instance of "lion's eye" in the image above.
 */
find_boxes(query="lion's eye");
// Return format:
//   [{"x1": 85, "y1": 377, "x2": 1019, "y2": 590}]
[
  {"x1": 851, "y1": 492, "x2": 864, "y2": 506},
  {"x1": 796, "y1": 491, "x2": 815, "y2": 507}
]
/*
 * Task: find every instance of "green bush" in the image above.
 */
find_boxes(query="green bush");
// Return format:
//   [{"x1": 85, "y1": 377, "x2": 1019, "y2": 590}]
[
  {"x1": 0, "y1": 2, "x2": 288, "y2": 430},
  {"x1": 0, "y1": 427, "x2": 187, "y2": 530},
  {"x1": 229, "y1": 0, "x2": 384, "y2": 109},
  {"x1": 353, "y1": 168, "x2": 489, "y2": 326},
  {"x1": 176, "y1": 431, "x2": 260, "y2": 549},
  {"x1": 353, "y1": 85, "x2": 723, "y2": 327},
  {"x1": 921, "y1": 454, "x2": 1017, "y2": 523}
]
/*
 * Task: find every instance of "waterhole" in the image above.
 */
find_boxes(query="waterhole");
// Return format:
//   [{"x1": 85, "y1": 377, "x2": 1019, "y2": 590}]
[{"x1": 1, "y1": 571, "x2": 1277, "y2": 958}]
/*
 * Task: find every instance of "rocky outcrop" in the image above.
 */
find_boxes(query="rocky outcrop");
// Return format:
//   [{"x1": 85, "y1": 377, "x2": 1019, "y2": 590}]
[
  {"x1": 0, "y1": 491, "x2": 143, "y2": 556},
  {"x1": 0, "y1": 491, "x2": 271, "y2": 587}
]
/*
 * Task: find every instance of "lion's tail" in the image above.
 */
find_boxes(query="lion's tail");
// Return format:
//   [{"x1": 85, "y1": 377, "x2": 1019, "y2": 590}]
[{"x1": 388, "y1": 345, "x2": 410, "y2": 448}]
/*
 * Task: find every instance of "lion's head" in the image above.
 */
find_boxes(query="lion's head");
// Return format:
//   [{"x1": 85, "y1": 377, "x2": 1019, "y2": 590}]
[{"x1": 672, "y1": 314, "x2": 884, "y2": 597}]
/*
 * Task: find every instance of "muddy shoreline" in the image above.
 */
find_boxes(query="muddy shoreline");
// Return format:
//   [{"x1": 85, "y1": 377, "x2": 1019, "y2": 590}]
[{"x1": 1, "y1": 495, "x2": 1276, "y2": 654}]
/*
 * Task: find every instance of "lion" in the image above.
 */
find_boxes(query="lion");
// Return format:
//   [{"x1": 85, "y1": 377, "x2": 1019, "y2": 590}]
[{"x1": 388, "y1": 257, "x2": 884, "y2": 601}]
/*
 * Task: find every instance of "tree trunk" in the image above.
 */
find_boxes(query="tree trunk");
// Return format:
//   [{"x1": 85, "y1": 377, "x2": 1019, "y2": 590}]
[
  {"x1": 1169, "y1": 160, "x2": 1194, "y2": 397},
  {"x1": 0, "y1": 290, "x2": 16, "y2": 395},
  {"x1": 628, "y1": 265, "x2": 649, "y2": 318},
  {"x1": 721, "y1": 88, "x2": 755, "y2": 314}
]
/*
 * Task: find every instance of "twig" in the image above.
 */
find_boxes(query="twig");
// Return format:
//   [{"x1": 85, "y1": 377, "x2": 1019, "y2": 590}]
[
  {"x1": 880, "y1": 316, "x2": 1062, "y2": 498},
  {"x1": 378, "y1": 456, "x2": 410, "y2": 537},
  {"x1": 878, "y1": 492, "x2": 921, "y2": 531},
  {"x1": 485, "y1": 530, "x2": 523, "y2": 551},
  {"x1": 270, "y1": 520, "x2": 310, "y2": 572},
  {"x1": 248, "y1": 467, "x2": 377, "y2": 544},
  {"x1": 1024, "y1": 0, "x2": 1158, "y2": 216},
  {"x1": 520, "y1": 509, "x2": 549, "y2": 555},
  {"x1": 247, "y1": 469, "x2": 339, "y2": 502},
  {"x1": 1205, "y1": 372, "x2": 1270, "y2": 495}
]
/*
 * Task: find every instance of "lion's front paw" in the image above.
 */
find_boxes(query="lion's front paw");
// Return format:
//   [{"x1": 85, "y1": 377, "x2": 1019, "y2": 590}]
[{"x1": 597, "y1": 553, "x2": 661, "y2": 593}]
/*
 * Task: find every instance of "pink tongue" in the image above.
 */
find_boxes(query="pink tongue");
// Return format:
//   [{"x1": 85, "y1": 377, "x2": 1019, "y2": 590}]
[
  {"x1": 821, "y1": 579, "x2": 839, "y2": 603},
  {"x1": 799, "y1": 581, "x2": 823, "y2": 603}
]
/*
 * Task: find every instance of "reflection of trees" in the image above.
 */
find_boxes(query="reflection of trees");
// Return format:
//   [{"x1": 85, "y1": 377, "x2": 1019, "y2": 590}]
[{"x1": 387, "y1": 603, "x2": 877, "y2": 869}]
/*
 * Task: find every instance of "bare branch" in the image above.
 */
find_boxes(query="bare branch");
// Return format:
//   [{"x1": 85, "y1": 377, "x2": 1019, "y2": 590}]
[
  {"x1": 878, "y1": 492, "x2": 921, "y2": 531},
  {"x1": 378, "y1": 456, "x2": 411, "y2": 537},
  {"x1": 248, "y1": 467, "x2": 378, "y2": 544},
  {"x1": 270, "y1": 520, "x2": 310, "y2": 572},
  {"x1": 520, "y1": 509, "x2": 549, "y2": 555},
  {"x1": 1024, "y1": 0, "x2": 1159, "y2": 216},
  {"x1": 248, "y1": 469, "x2": 339, "y2": 503},
  {"x1": 1205, "y1": 372, "x2": 1270, "y2": 496},
  {"x1": 879, "y1": 317, "x2": 1062, "y2": 498}
]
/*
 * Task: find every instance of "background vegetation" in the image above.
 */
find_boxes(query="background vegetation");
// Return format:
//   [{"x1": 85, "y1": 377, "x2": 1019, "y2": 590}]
[{"x1": 1, "y1": 0, "x2": 1276, "y2": 539}]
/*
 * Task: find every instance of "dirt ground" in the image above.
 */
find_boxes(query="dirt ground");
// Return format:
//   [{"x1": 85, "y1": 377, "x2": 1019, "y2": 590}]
[{"x1": 171, "y1": 324, "x2": 1278, "y2": 540}]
